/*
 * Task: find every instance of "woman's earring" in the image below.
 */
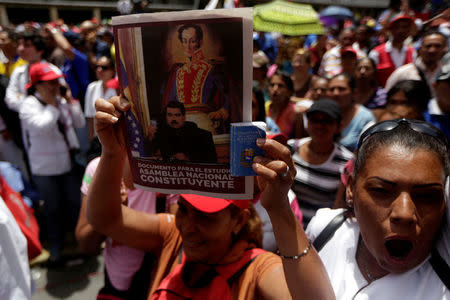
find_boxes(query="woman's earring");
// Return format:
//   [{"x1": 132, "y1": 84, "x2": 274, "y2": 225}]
[{"x1": 346, "y1": 198, "x2": 353, "y2": 208}]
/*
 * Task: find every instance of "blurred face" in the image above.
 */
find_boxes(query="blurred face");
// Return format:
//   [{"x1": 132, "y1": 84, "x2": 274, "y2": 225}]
[
  {"x1": 268, "y1": 75, "x2": 291, "y2": 103},
  {"x1": 307, "y1": 112, "x2": 339, "y2": 142},
  {"x1": 35, "y1": 79, "x2": 60, "y2": 97},
  {"x1": 181, "y1": 27, "x2": 200, "y2": 58},
  {"x1": 166, "y1": 107, "x2": 185, "y2": 129},
  {"x1": 292, "y1": 53, "x2": 309, "y2": 71},
  {"x1": 390, "y1": 20, "x2": 411, "y2": 42},
  {"x1": 419, "y1": 34, "x2": 447, "y2": 67},
  {"x1": 355, "y1": 59, "x2": 375, "y2": 80},
  {"x1": 435, "y1": 80, "x2": 450, "y2": 114},
  {"x1": 327, "y1": 76, "x2": 353, "y2": 108},
  {"x1": 310, "y1": 78, "x2": 328, "y2": 101},
  {"x1": 356, "y1": 26, "x2": 370, "y2": 44},
  {"x1": 0, "y1": 32, "x2": 15, "y2": 53},
  {"x1": 386, "y1": 90, "x2": 422, "y2": 120},
  {"x1": 340, "y1": 30, "x2": 355, "y2": 47},
  {"x1": 341, "y1": 53, "x2": 357, "y2": 75},
  {"x1": 95, "y1": 56, "x2": 115, "y2": 82},
  {"x1": 80, "y1": 22, "x2": 97, "y2": 44},
  {"x1": 317, "y1": 34, "x2": 327, "y2": 47},
  {"x1": 351, "y1": 145, "x2": 445, "y2": 273},
  {"x1": 175, "y1": 199, "x2": 241, "y2": 263},
  {"x1": 17, "y1": 39, "x2": 42, "y2": 63}
]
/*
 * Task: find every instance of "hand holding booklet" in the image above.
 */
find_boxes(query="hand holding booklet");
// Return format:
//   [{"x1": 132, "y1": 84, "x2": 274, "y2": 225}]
[
  {"x1": 113, "y1": 8, "x2": 255, "y2": 199},
  {"x1": 230, "y1": 122, "x2": 266, "y2": 177}
]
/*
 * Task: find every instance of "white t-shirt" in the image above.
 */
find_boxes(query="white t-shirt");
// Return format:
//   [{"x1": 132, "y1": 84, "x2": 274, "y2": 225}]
[
  {"x1": 0, "y1": 196, "x2": 32, "y2": 300},
  {"x1": 306, "y1": 208, "x2": 450, "y2": 299},
  {"x1": 84, "y1": 80, "x2": 117, "y2": 118}
]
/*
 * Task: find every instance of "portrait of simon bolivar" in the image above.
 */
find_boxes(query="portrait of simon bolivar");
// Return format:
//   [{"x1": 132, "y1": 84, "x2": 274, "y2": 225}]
[{"x1": 141, "y1": 21, "x2": 244, "y2": 137}]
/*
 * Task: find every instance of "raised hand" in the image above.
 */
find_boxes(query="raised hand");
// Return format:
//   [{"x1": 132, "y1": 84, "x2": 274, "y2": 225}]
[
  {"x1": 94, "y1": 96, "x2": 130, "y2": 156},
  {"x1": 252, "y1": 138, "x2": 296, "y2": 212}
]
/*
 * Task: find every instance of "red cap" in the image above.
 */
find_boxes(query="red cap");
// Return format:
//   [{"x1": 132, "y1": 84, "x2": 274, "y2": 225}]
[
  {"x1": 26, "y1": 62, "x2": 63, "y2": 89},
  {"x1": 389, "y1": 14, "x2": 414, "y2": 28},
  {"x1": 341, "y1": 46, "x2": 357, "y2": 58},
  {"x1": 267, "y1": 133, "x2": 287, "y2": 146},
  {"x1": 181, "y1": 194, "x2": 249, "y2": 213}
]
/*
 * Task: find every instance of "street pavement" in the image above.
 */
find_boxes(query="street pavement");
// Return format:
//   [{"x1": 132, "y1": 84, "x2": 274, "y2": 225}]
[{"x1": 32, "y1": 254, "x2": 104, "y2": 300}]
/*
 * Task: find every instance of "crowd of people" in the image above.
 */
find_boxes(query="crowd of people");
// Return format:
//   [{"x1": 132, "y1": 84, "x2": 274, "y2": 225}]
[{"x1": 0, "y1": 0, "x2": 449, "y2": 299}]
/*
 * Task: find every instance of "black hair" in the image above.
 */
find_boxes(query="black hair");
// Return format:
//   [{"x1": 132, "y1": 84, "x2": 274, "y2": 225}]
[
  {"x1": 18, "y1": 31, "x2": 47, "y2": 59},
  {"x1": 354, "y1": 121, "x2": 449, "y2": 180},
  {"x1": 420, "y1": 30, "x2": 448, "y2": 45},
  {"x1": 177, "y1": 24, "x2": 203, "y2": 43},
  {"x1": 310, "y1": 76, "x2": 329, "y2": 88},
  {"x1": 165, "y1": 101, "x2": 186, "y2": 116},
  {"x1": 356, "y1": 57, "x2": 377, "y2": 72},
  {"x1": 386, "y1": 80, "x2": 431, "y2": 114},
  {"x1": 269, "y1": 69, "x2": 294, "y2": 92},
  {"x1": 330, "y1": 72, "x2": 356, "y2": 91},
  {"x1": 1, "y1": 28, "x2": 18, "y2": 42},
  {"x1": 252, "y1": 85, "x2": 266, "y2": 122}
]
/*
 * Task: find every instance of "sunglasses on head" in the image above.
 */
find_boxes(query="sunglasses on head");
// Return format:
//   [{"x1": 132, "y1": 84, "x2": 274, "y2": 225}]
[{"x1": 358, "y1": 119, "x2": 449, "y2": 150}]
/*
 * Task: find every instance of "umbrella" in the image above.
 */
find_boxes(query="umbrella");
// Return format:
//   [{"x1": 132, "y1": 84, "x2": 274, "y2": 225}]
[
  {"x1": 253, "y1": 0, "x2": 324, "y2": 36},
  {"x1": 319, "y1": 6, "x2": 354, "y2": 21}
]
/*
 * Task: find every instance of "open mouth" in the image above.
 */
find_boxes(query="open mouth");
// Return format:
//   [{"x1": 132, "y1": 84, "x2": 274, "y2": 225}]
[{"x1": 384, "y1": 239, "x2": 413, "y2": 259}]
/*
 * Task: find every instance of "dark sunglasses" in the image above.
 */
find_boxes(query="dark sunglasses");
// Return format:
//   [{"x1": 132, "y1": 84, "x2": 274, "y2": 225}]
[
  {"x1": 358, "y1": 119, "x2": 449, "y2": 149},
  {"x1": 96, "y1": 65, "x2": 112, "y2": 71}
]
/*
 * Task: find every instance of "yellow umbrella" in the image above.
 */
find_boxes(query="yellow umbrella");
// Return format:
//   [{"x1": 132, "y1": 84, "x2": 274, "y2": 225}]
[{"x1": 253, "y1": 0, "x2": 324, "y2": 36}]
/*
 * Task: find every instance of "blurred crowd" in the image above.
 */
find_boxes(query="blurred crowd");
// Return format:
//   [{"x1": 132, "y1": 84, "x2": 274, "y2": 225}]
[{"x1": 0, "y1": 0, "x2": 449, "y2": 299}]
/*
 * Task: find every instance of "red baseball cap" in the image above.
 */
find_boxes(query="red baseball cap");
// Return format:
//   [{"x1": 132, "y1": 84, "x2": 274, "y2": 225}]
[
  {"x1": 389, "y1": 14, "x2": 414, "y2": 28},
  {"x1": 181, "y1": 194, "x2": 249, "y2": 213},
  {"x1": 267, "y1": 133, "x2": 287, "y2": 146},
  {"x1": 26, "y1": 62, "x2": 63, "y2": 89},
  {"x1": 341, "y1": 46, "x2": 357, "y2": 58}
]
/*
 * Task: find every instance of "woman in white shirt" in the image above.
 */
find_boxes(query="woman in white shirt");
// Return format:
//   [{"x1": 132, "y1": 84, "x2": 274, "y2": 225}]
[
  {"x1": 84, "y1": 55, "x2": 117, "y2": 140},
  {"x1": 19, "y1": 62, "x2": 85, "y2": 265},
  {"x1": 257, "y1": 119, "x2": 450, "y2": 299}
]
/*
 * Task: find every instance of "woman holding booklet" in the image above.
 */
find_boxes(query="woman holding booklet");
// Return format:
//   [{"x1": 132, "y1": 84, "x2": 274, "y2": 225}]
[{"x1": 88, "y1": 95, "x2": 334, "y2": 299}]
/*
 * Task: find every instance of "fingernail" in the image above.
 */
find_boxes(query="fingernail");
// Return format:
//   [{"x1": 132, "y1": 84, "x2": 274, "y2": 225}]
[
  {"x1": 256, "y1": 138, "x2": 266, "y2": 146},
  {"x1": 253, "y1": 156, "x2": 262, "y2": 163},
  {"x1": 111, "y1": 116, "x2": 119, "y2": 122},
  {"x1": 119, "y1": 98, "x2": 128, "y2": 108}
]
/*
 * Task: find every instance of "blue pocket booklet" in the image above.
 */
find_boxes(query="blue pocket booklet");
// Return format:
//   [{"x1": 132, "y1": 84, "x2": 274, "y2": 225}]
[{"x1": 230, "y1": 122, "x2": 267, "y2": 176}]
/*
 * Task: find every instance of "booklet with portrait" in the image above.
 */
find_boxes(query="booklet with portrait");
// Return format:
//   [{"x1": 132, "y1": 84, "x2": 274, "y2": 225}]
[{"x1": 113, "y1": 8, "x2": 254, "y2": 199}]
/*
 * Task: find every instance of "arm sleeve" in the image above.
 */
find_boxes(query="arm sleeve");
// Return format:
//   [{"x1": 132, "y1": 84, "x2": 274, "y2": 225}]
[
  {"x1": 19, "y1": 98, "x2": 60, "y2": 134},
  {"x1": 68, "y1": 99, "x2": 86, "y2": 128},
  {"x1": 80, "y1": 157, "x2": 100, "y2": 195},
  {"x1": 72, "y1": 49, "x2": 90, "y2": 93},
  {"x1": 368, "y1": 49, "x2": 379, "y2": 66},
  {"x1": 5, "y1": 67, "x2": 26, "y2": 112},
  {"x1": 84, "y1": 83, "x2": 96, "y2": 118}
]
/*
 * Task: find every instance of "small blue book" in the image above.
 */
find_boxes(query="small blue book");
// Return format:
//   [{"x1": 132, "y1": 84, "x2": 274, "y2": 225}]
[{"x1": 230, "y1": 122, "x2": 267, "y2": 176}]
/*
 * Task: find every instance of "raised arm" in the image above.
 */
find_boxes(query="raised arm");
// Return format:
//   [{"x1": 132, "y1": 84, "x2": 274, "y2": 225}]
[
  {"x1": 253, "y1": 138, "x2": 335, "y2": 300},
  {"x1": 86, "y1": 96, "x2": 163, "y2": 252}
]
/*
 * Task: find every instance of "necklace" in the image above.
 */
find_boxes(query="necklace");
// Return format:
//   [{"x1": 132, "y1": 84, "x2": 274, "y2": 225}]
[{"x1": 357, "y1": 236, "x2": 378, "y2": 283}]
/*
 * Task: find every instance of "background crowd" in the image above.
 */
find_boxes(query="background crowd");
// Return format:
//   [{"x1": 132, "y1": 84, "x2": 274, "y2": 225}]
[{"x1": 0, "y1": 0, "x2": 449, "y2": 299}]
